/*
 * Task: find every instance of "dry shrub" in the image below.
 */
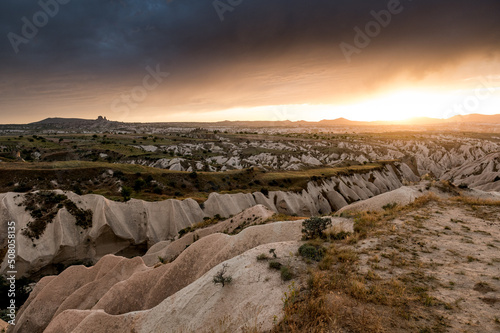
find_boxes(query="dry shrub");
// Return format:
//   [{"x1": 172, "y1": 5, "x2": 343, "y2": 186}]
[
  {"x1": 274, "y1": 239, "x2": 433, "y2": 333},
  {"x1": 450, "y1": 196, "x2": 500, "y2": 206}
]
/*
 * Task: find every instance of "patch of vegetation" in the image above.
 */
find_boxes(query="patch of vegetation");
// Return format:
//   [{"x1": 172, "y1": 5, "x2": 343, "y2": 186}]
[
  {"x1": 269, "y1": 261, "x2": 282, "y2": 270},
  {"x1": 274, "y1": 241, "x2": 445, "y2": 332},
  {"x1": 0, "y1": 158, "x2": 384, "y2": 203},
  {"x1": 450, "y1": 196, "x2": 500, "y2": 207},
  {"x1": 382, "y1": 202, "x2": 398, "y2": 210},
  {"x1": 298, "y1": 243, "x2": 326, "y2": 262},
  {"x1": 302, "y1": 216, "x2": 332, "y2": 239},
  {"x1": 133, "y1": 178, "x2": 146, "y2": 192},
  {"x1": 257, "y1": 253, "x2": 269, "y2": 261},
  {"x1": 274, "y1": 193, "x2": 452, "y2": 332},
  {"x1": 346, "y1": 193, "x2": 440, "y2": 241},
  {"x1": 280, "y1": 265, "x2": 294, "y2": 281},
  {"x1": 434, "y1": 180, "x2": 460, "y2": 195},
  {"x1": 21, "y1": 191, "x2": 93, "y2": 240},
  {"x1": 178, "y1": 214, "x2": 224, "y2": 238},
  {"x1": 63, "y1": 200, "x2": 93, "y2": 229},
  {"x1": 325, "y1": 230, "x2": 352, "y2": 241},
  {"x1": 212, "y1": 263, "x2": 232, "y2": 287},
  {"x1": 13, "y1": 183, "x2": 32, "y2": 193},
  {"x1": 121, "y1": 186, "x2": 132, "y2": 201},
  {"x1": 265, "y1": 214, "x2": 305, "y2": 223}
]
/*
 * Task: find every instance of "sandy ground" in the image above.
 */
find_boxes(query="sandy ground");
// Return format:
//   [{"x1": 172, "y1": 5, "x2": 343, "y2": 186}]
[{"x1": 355, "y1": 200, "x2": 500, "y2": 332}]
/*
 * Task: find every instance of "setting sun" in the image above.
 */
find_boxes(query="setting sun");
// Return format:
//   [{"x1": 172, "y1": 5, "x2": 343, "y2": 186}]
[{"x1": 179, "y1": 86, "x2": 500, "y2": 123}]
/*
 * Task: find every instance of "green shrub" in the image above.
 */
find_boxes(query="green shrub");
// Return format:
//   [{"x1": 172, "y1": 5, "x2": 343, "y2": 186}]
[
  {"x1": 13, "y1": 183, "x2": 32, "y2": 192},
  {"x1": 299, "y1": 243, "x2": 326, "y2": 262},
  {"x1": 280, "y1": 265, "x2": 293, "y2": 281},
  {"x1": 302, "y1": 216, "x2": 332, "y2": 239},
  {"x1": 121, "y1": 186, "x2": 132, "y2": 201},
  {"x1": 134, "y1": 178, "x2": 146, "y2": 192},
  {"x1": 382, "y1": 202, "x2": 398, "y2": 210},
  {"x1": 269, "y1": 261, "x2": 282, "y2": 270},
  {"x1": 178, "y1": 226, "x2": 192, "y2": 238},
  {"x1": 257, "y1": 253, "x2": 269, "y2": 261},
  {"x1": 212, "y1": 263, "x2": 232, "y2": 287},
  {"x1": 328, "y1": 230, "x2": 351, "y2": 241}
]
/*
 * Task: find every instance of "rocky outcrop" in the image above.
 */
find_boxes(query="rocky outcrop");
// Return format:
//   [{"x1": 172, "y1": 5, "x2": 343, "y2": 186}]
[
  {"x1": 0, "y1": 192, "x2": 205, "y2": 278},
  {"x1": 0, "y1": 163, "x2": 417, "y2": 278},
  {"x1": 442, "y1": 152, "x2": 500, "y2": 192},
  {"x1": 336, "y1": 186, "x2": 425, "y2": 214},
  {"x1": 9, "y1": 219, "x2": 310, "y2": 333},
  {"x1": 142, "y1": 204, "x2": 275, "y2": 266},
  {"x1": 123, "y1": 134, "x2": 499, "y2": 175},
  {"x1": 41, "y1": 242, "x2": 300, "y2": 333}
]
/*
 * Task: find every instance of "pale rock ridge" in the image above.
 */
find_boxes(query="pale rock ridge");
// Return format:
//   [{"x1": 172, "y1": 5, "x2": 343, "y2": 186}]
[
  {"x1": 0, "y1": 163, "x2": 415, "y2": 278},
  {"x1": 442, "y1": 152, "x2": 500, "y2": 192},
  {"x1": 43, "y1": 243, "x2": 301, "y2": 333},
  {"x1": 9, "y1": 221, "x2": 308, "y2": 333},
  {"x1": 142, "y1": 204, "x2": 275, "y2": 266},
  {"x1": 0, "y1": 193, "x2": 205, "y2": 278},
  {"x1": 336, "y1": 186, "x2": 426, "y2": 214}
]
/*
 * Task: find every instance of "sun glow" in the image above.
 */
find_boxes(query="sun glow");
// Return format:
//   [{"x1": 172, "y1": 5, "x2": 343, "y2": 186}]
[
  {"x1": 158, "y1": 84, "x2": 500, "y2": 123},
  {"x1": 328, "y1": 90, "x2": 452, "y2": 121}
]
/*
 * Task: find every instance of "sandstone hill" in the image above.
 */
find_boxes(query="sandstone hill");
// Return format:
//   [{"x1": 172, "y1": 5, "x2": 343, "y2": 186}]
[
  {"x1": 0, "y1": 163, "x2": 415, "y2": 278},
  {"x1": 6, "y1": 184, "x2": 500, "y2": 333}
]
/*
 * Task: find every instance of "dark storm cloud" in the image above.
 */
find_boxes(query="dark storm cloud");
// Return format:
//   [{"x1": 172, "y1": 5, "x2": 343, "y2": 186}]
[
  {"x1": 1, "y1": 0, "x2": 498, "y2": 72},
  {"x1": 0, "y1": 0, "x2": 499, "y2": 122}
]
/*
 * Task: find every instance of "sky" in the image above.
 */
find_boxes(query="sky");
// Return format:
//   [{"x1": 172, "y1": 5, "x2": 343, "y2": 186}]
[{"x1": 0, "y1": 0, "x2": 499, "y2": 124}]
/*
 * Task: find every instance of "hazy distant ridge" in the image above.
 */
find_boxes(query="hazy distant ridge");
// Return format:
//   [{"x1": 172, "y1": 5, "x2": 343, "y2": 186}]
[{"x1": 19, "y1": 113, "x2": 500, "y2": 127}]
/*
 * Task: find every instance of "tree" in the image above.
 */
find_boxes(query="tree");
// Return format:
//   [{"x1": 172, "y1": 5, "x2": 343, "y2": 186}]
[
  {"x1": 212, "y1": 263, "x2": 232, "y2": 287},
  {"x1": 121, "y1": 186, "x2": 132, "y2": 202},
  {"x1": 302, "y1": 216, "x2": 332, "y2": 239},
  {"x1": 134, "y1": 178, "x2": 146, "y2": 192}
]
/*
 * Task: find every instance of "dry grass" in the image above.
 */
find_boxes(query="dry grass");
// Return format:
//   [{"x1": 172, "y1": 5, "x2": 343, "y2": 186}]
[
  {"x1": 265, "y1": 214, "x2": 306, "y2": 222},
  {"x1": 273, "y1": 192, "x2": 451, "y2": 333},
  {"x1": 450, "y1": 196, "x2": 500, "y2": 206},
  {"x1": 273, "y1": 243, "x2": 437, "y2": 332},
  {"x1": 342, "y1": 193, "x2": 440, "y2": 241}
]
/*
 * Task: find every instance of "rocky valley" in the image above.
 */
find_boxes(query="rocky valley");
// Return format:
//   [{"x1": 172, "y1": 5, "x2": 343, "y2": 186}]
[{"x1": 0, "y1": 120, "x2": 499, "y2": 333}]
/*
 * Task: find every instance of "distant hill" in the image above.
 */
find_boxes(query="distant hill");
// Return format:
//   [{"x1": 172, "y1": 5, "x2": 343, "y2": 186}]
[
  {"x1": 30, "y1": 116, "x2": 110, "y2": 125},
  {"x1": 31, "y1": 118, "x2": 92, "y2": 125},
  {"x1": 319, "y1": 118, "x2": 368, "y2": 126},
  {"x1": 446, "y1": 114, "x2": 500, "y2": 124},
  {"x1": 22, "y1": 113, "x2": 500, "y2": 128},
  {"x1": 321, "y1": 114, "x2": 500, "y2": 126}
]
